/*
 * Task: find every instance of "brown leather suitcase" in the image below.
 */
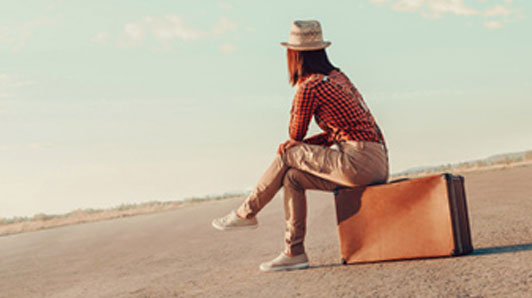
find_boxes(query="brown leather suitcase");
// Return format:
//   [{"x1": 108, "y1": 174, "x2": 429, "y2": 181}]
[{"x1": 334, "y1": 173, "x2": 473, "y2": 264}]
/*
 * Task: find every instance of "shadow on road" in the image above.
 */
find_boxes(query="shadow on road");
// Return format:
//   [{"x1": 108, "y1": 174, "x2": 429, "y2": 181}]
[
  {"x1": 308, "y1": 243, "x2": 532, "y2": 269},
  {"x1": 471, "y1": 243, "x2": 532, "y2": 256},
  {"x1": 309, "y1": 263, "x2": 343, "y2": 270}
]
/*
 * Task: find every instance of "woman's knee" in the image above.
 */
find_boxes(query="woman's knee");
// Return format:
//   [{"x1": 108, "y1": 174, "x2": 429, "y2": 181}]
[
  {"x1": 280, "y1": 143, "x2": 309, "y2": 167},
  {"x1": 283, "y1": 168, "x2": 304, "y2": 190}
]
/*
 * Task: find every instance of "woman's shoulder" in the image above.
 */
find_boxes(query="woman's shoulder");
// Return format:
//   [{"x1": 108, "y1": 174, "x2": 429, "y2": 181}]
[
  {"x1": 298, "y1": 69, "x2": 353, "y2": 90},
  {"x1": 328, "y1": 69, "x2": 359, "y2": 92},
  {"x1": 298, "y1": 73, "x2": 327, "y2": 90},
  {"x1": 328, "y1": 69, "x2": 351, "y2": 84}
]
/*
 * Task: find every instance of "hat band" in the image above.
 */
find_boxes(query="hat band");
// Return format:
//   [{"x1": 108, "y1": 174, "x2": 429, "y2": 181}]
[
  {"x1": 289, "y1": 30, "x2": 321, "y2": 36},
  {"x1": 286, "y1": 40, "x2": 326, "y2": 47}
]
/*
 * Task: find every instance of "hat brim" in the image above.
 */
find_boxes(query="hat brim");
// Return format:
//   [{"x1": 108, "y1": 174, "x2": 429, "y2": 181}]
[{"x1": 280, "y1": 41, "x2": 331, "y2": 51}]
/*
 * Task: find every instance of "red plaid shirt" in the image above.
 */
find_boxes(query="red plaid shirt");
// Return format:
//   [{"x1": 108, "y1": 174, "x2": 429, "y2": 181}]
[{"x1": 289, "y1": 69, "x2": 386, "y2": 147}]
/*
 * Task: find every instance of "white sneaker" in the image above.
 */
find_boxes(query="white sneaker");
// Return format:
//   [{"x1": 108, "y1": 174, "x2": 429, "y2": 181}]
[
  {"x1": 211, "y1": 210, "x2": 258, "y2": 231},
  {"x1": 259, "y1": 252, "x2": 309, "y2": 272}
]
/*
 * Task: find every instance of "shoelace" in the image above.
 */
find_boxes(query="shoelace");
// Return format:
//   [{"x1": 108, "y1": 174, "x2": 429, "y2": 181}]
[{"x1": 221, "y1": 212, "x2": 234, "y2": 224}]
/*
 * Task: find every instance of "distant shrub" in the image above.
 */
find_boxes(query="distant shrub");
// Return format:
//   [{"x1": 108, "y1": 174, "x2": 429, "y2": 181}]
[
  {"x1": 475, "y1": 161, "x2": 489, "y2": 167},
  {"x1": 32, "y1": 213, "x2": 54, "y2": 221},
  {"x1": 524, "y1": 151, "x2": 532, "y2": 161},
  {"x1": 1, "y1": 216, "x2": 30, "y2": 225},
  {"x1": 83, "y1": 208, "x2": 100, "y2": 214},
  {"x1": 115, "y1": 203, "x2": 137, "y2": 211}
]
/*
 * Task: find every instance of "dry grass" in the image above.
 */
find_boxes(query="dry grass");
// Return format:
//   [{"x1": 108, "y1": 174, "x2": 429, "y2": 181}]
[
  {"x1": 0, "y1": 193, "x2": 247, "y2": 237},
  {"x1": 392, "y1": 160, "x2": 532, "y2": 180},
  {"x1": 391, "y1": 150, "x2": 532, "y2": 179}
]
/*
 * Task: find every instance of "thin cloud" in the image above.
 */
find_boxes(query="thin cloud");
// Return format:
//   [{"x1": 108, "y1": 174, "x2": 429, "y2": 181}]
[
  {"x1": 0, "y1": 17, "x2": 55, "y2": 52},
  {"x1": 123, "y1": 22, "x2": 145, "y2": 44},
  {"x1": 0, "y1": 74, "x2": 35, "y2": 98},
  {"x1": 391, "y1": 0, "x2": 478, "y2": 17},
  {"x1": 0, "y1": 0, "x2": 62, "y2": 52},
  {"x1": 484, "y1": 20, "x2": 503, "y2": 29},
  {"x1": 219, "y1": 43, "x2": 237, "y2": 53},
  {"x1": 370, "y1": 0, "x2": 519, "y2": 28},
  {"x1": 116, "y1": 14, "x2": 238, "y2": 49},
  {"x1": 148, "y1": 15, "x2": 206, "y2": 41},
  {"x1": 92, "y1": 32, "x2": 111, "y2": 44},
  {"x1": 218, "y1": 2, "x2": 233, "y2": 10},
  {"x1": 117, "y1": 15, "x2": 207, "y2": 49},
  {"x1": 212, "y1": 17, "x2": 237, "y2": 36},
  {"x1": 483, "y1": 5, "x2": 512, "y2": 17}
]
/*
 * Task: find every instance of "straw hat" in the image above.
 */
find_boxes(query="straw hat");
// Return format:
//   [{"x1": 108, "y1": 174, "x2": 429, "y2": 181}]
[{"x1": 281, "y1": 20, "x2": 331, "y2": 51}]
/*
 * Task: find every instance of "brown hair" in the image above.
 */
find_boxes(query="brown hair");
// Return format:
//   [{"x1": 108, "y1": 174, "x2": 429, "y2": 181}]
[{"x1": 287, "y1": 49, "x2": 338, "y2": 86}]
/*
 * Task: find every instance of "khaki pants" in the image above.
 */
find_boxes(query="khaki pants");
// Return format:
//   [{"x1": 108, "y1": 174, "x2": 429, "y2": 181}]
[{"x1": 237, "y1": 141, "x2": 389, "y2": 256}]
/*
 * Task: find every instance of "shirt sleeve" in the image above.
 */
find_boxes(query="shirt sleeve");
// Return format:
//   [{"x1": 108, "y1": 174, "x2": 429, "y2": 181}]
[
  {"x1": 303, "y1": 132, "x2": 333, "y2": 147},
  {"x1": 289, "y1": 83, "x2": 318, "y2": 141}
]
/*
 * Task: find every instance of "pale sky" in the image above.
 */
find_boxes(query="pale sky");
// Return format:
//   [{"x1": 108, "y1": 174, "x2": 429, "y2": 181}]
[{"x1": 1, "y1": 0, "x2": 531, "y2": 217}]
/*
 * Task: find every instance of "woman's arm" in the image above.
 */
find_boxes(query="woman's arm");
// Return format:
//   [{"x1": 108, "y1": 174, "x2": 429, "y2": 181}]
[
  {"x1": 303, "y1": 132, "x2": 333, "y2": 147},
  {"x1": 289, "y1": 83, "x2": 318, "y2": 141}
]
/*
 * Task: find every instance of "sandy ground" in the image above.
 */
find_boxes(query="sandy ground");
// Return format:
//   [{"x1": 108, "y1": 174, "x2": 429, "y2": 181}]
[{"x1": 1, "y1": 165, "x2": 531, "y2": 298}]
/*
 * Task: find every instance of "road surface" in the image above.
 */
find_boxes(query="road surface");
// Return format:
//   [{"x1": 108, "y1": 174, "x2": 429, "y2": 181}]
[{"x1": 1, "y1": 165, "x2": 531, "y2": 297}]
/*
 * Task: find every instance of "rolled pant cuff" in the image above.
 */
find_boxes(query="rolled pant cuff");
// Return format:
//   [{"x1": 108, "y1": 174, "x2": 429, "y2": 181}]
[
  {"x1": 237, "y1": 202, "x2": 256, "y2": 219},
  {"x1": 285, "y1": 243, "x2": 305, "y2": 256}
]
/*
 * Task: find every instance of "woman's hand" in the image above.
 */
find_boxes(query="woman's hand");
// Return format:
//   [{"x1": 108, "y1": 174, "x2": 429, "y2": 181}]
[{"x1": 277, "y1": 139, "x2": 302, "y2": 155}]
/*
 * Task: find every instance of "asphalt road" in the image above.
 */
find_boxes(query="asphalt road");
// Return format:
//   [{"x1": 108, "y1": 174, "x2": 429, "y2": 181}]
[{"x1": 1, "y1": 165, "x2": 531, "y2": 297}]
